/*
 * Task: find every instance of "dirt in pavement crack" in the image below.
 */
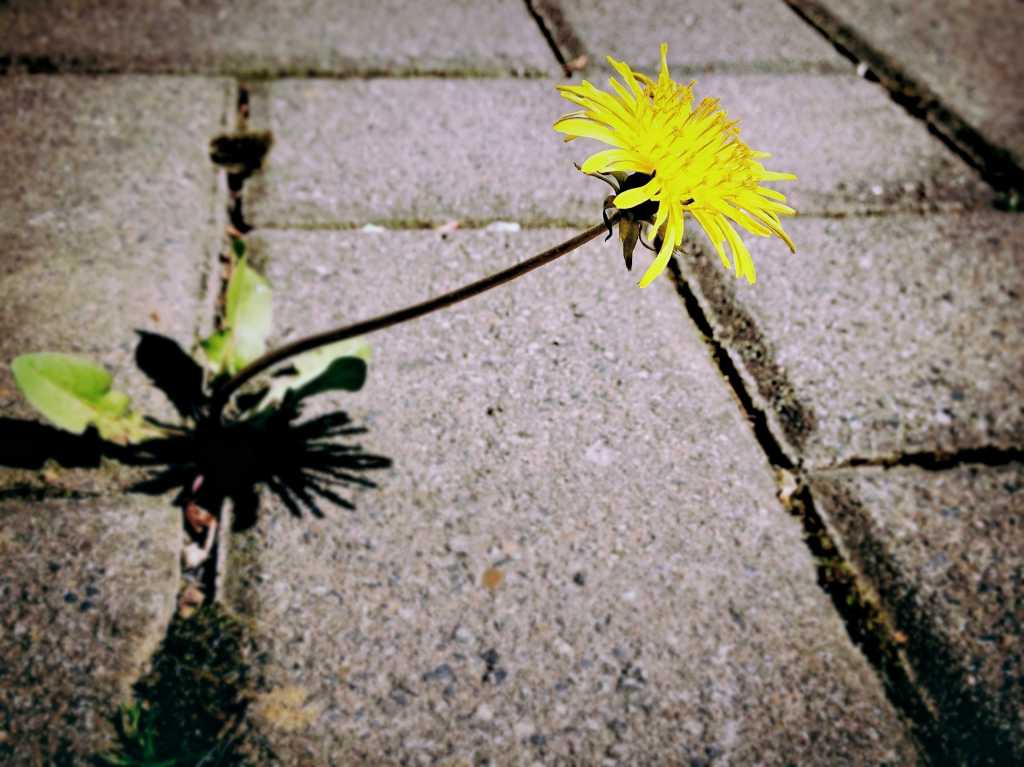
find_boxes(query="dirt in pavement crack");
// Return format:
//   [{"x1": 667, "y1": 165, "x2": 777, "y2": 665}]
[
  {"x1": 209, "y1": 84, "x2": 273, "y2": 234},
  {"x1": 523, "y1": 0, "x2": 588, "y2": 76},
  {"x1": 832, "y1": 445, "x2": 1024, "y2": 471}
]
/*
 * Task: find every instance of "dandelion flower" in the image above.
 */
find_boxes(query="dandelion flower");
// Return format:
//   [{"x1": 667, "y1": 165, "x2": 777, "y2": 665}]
[{"x1": 554, "y1": 44, "x2": 797, "y2": 287}]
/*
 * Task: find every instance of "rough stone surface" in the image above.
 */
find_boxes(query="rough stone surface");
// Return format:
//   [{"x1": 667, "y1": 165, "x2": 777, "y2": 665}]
[
  {"x1": 0, "y1": 76, "x2": 223, "y2": 762},
  {"x1": 0, "y1": 0, "x2": 556, "y2": 77},
  {"x1": 675, "y1": 211, "x2": 1024, "y2": 468},
  {"x1": 808, "y1": 464, "x2": 1024, "y2": 763},
  {"x1": 221, "y1": 229, "x2": 918, "y2": 765},
  {"x1": 244, "y1": 74, "x2": 990, "y2": 229},
  {"x1": 807, "y1": 0, "x2": 1024, "y2": 168},
  {"x1": 0, "y1": 76, "x2": 231, "y2": 427},
  {"x1": 544, "y1": 0, "x2": 845, "y2": 74},
  {"x1": 0, "y1": 494, "x2": 180, "y2": 766}
]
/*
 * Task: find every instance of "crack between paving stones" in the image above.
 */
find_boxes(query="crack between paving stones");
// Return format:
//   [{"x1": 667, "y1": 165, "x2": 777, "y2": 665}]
[
  {"x1": 91, "y1": 81, "x2": 261, "y2": 767},
  {"x1": 666, "y1": 254, "x2": 944, "y2": 763},
  {"x1": 784, "y1": 485, "x2": 948, "y2": 764},
  {"x1": 828, "y1": 445, "x2": 1024, "y2": 472},
  {"x1": 0, "y1": 484, "x2": 100, "y2": 501},
  {"x1": 782, "y1": 0, "x2": 1024, "y2": 207},
  {"x1": 522, "y1": 0, "x2": 581, "y2": 76},
  {"x1": 196, "y1": 81, "x2": 260, "y2": 610},
  {"x1": 666, "y1": 257, "x2": 795, "y2": 470},
  {"x1": 0, "y1": 55, "x2": 550, "y2": 80}
]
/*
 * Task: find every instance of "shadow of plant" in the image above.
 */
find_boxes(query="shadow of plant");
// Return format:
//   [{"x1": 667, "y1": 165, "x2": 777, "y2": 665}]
[
  {"x1": 1, "y1": 331, "x2": 391, "y2": 529},
  {"x1": 97, "y1": 605, "x2": 254, "y2": 767}
]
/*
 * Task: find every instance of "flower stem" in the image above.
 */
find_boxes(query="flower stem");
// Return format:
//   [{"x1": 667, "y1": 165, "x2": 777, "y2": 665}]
[{"x1": 209, "y1": 217, "x2": 617, "y2": 419}]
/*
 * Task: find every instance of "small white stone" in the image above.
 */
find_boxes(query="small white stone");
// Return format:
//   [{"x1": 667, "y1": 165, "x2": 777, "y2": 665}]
[
  {"x1": 485, "y1": 221, "x2": 521, "y2": 232},
  {"x1": 181, "y1": 543, "x2": 209, "y2": 569},
  {"x1": 475, "y1": 703, "x2": 494, "y2": 722},
  {"x1": 514, "y1": 719, "x2": 535, "y2": 739},
  {"x1": 584, "y1": 440, "x2": 616, "y2": 467}
]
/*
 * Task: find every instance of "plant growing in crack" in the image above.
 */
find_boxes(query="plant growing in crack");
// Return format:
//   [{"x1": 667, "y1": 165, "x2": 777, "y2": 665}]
[
  {"x1": 9, "y1": 44, "x2": 798, "y2": 540},
  {"x1": 10, "y1": 237, "x2": 392, "y2": 559}
]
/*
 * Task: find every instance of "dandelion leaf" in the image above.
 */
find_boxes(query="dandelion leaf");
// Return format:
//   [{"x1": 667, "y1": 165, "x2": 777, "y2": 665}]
[
  {"x1": 11, "y1": 353, "x2": 161, "y2": 444},
  {"x1": 201, "y1": 255, "x2": 273, "y2": 376},
  {"x1": 259, "y1": 338, "x2": 370, "y2": 410}
]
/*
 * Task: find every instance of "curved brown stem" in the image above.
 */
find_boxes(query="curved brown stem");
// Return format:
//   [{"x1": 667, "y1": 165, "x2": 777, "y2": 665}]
[{"x1": 209, "y1": 217, "x2": 617, "y2": 419}]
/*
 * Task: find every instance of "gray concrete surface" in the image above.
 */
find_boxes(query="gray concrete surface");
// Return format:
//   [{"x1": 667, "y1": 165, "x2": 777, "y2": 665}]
[
  {"x1": 809, "y1": 463, "x2": 1024, "y2": 762},
  {"x1": 541, "y1": 0, "x2": 844, "y2": 74},
  {"x1": 675, "y1": 211, "x2": 1024, "y2": 468},
  {"x1": 805, "y1": 0, "x2": 1024, "y2": 169},
  {"x1": 0, "y1": 75, "x2": 231, "y2": 425},
  {"x1": 244, "y1": 73, "x2": 990, "y2": 229},
  {"x1": 221, "y1": 229, "x2": 919, "y2": 765},
  {"x1": 0, "y1": 494, "x2": 180, "y2": 766},
  {"x1": 0, "y1": 0, "x2": 555, "y2": 78}
]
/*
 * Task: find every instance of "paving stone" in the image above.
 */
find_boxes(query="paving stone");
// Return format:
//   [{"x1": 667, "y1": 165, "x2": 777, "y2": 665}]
[
  {"x1": 539, "y1": 0, "x2": 845, "y2": 74},
  {"x1": 0, "y1": 75, "x2": 231, "y2": 430},
  {"x1": 244, "y1": 74, "x2": 990, "y2": 229},
  {"x1": 0, "y1": 0, "x2": 556, "y2": 77},
  {"x1": 0, "y1": 493, "x2": 180, "y2": 766},
  {"x1": 808, "y1": 463, "x2": 1024, "y2": 763},
  {"x1": 675, "y1": 211, "x2": 1024, "y2": 469},
  {"x1": 221, "y1": 229, "x2": 918, "y2": 764},
  {"x1": 804, "y1": 0, "x2": 1024, "y2": 169}
]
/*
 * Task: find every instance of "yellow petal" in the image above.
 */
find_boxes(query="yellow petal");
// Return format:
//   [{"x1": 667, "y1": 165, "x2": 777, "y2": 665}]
[
  {"x1": 722, "y1": 223, "x2": 756, "y2": 283},
  {"x1": 614, "y1": 177, "x2": 661, "y2": 209},
  {"x1": 552, "y1": 117, "x2": 618, "y2": 145},
  {"x1": 607, "y1": 56, "x2": 644, "y2": 99},
  {"x1": 692, "y1": 210, "x2": 732, "y2": 271},
  {"x1": 638, "y1": 231, "x2": 675, "y2": 288},
  {"x1": 580, "y1": 149, "x2": 632, "y2": 174}
]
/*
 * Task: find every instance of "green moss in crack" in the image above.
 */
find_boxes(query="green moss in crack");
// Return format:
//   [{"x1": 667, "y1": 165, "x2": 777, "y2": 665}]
[{"x1": 99, "y1": 604, "x2": 253, "y2": 767}]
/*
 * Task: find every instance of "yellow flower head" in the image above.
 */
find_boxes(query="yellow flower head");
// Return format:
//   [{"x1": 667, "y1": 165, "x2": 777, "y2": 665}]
[{"x1": 554, "y1": 44, "x2": 797, "y2": 287}]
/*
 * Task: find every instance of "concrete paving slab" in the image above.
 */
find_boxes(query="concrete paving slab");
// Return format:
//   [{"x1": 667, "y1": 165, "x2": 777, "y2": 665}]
[
  {"x1": 0, "y1": 75, "x2": 231, "y2": 428},
  {"x1": 244, "y1": 74, "x2": 990, "y2": 229},
  {"x1": 675, "y1": 211, "x2": 1024, "y2": 468},
  {"x1": 0, "y1": 493, "x2": 180, "y2": 765},
  {"x1": 800, "y1": 0, "x2": 1024, "y2": 170},
  {"x1": 0, "y1": 0, "x2": 556, "y2": 78},
  {"x1": 808, "y1": 463, "x2": 1024, "y2": 763},
  {"x1": 221, "y1": 229, "x2": 919, "y2": 765},
  {"x1": 537, "y1": 0, "x2": 845, "y2": 75}
]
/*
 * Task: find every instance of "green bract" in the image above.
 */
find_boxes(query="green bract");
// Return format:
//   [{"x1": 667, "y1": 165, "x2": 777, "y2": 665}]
[{"x1": 11, "y1": 353, "x2": 161, "y2": 444}]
